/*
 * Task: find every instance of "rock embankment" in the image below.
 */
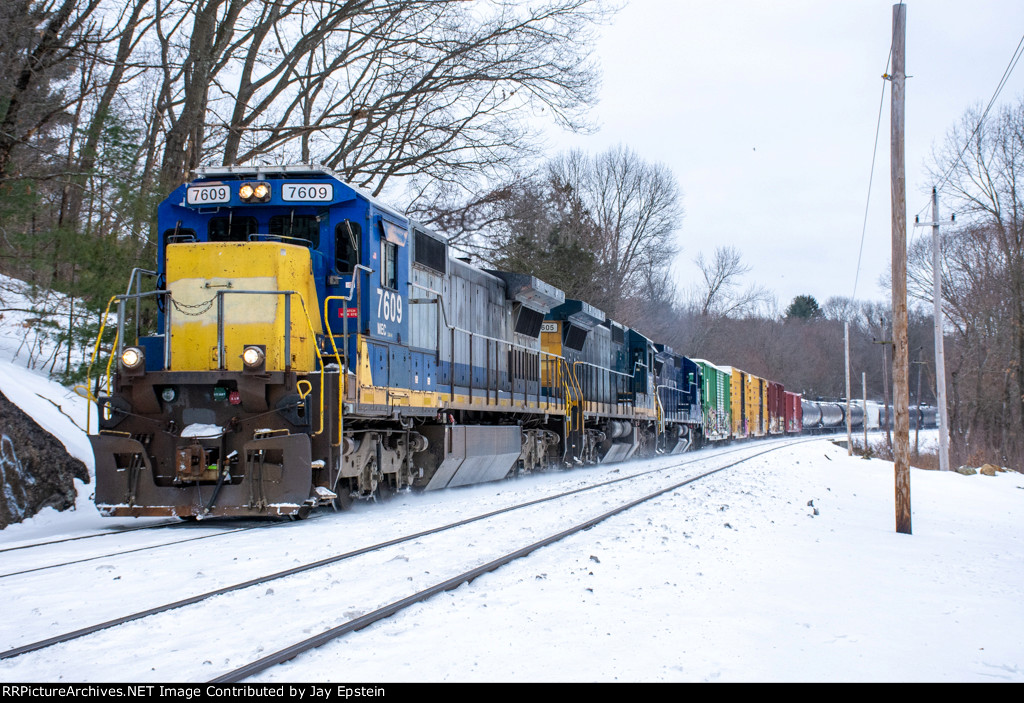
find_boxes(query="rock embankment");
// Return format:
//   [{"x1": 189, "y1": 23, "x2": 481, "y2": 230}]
[{"x1": 0, "y1": 389, "x2": 89, "y2": 528}]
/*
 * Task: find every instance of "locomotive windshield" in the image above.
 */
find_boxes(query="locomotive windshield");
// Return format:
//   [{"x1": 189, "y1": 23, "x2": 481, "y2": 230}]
[
  {"x1": 269, "y1": 214, "x2": 319, "y2": 246},
  {"x1": 208, "y1": 216, "x2": 257, "y2": 241}
]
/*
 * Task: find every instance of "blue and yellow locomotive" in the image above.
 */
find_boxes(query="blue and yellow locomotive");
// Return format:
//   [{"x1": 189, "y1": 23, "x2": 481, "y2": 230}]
[{"x1": 90, "y1": 165, "x2": 714, "y2": 518}]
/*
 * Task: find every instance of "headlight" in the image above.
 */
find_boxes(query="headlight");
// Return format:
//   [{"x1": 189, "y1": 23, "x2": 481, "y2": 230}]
[
  {"x1": 239, "y1": 181, "x2": 271, "y2": 203},
  {"x1": 242, "y1": 345, "x2": 265, "y2": 369},
  {"x1": 120, "y1": 346, "x2": 144, "y2": 370}
]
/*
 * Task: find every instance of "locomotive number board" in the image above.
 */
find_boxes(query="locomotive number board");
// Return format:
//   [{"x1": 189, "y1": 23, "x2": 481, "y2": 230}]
[
  {"x1": 282, "y1": 183, "x2": 334, "y2": 202},
  {"x1": 186, "y1": 184, "x2": 230, "y2": 205}
]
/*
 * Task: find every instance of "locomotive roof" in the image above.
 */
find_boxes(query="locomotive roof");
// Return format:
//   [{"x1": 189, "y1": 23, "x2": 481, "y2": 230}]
[{"x1": 191, "y1": 163, "x2": 409, "y2": 222}]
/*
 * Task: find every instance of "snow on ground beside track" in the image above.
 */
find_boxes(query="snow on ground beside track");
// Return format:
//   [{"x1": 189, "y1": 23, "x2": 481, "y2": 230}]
[
  {"x1": 249, "y1": 440, "x2": 1024, "y2": 683},
  {"x1": 4, "y1": 429, "x2": 1019, "y2": 682},
  {"x1": 1, "y1": 272, "x2": 1022, "y2": 682}
]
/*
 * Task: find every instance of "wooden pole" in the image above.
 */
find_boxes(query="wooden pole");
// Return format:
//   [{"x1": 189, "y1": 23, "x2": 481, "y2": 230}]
[{"x1": 890, "y1": 3, "x2": 912, "y2": 534}]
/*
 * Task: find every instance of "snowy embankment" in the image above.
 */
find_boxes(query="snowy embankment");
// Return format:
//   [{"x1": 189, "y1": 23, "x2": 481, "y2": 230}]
[
  {"x1": 0, "y1": 273, "x2": 96, "y2": 530},
  {"x1": 0, "y1": 272, "x2": 1022, "y2": 682}
]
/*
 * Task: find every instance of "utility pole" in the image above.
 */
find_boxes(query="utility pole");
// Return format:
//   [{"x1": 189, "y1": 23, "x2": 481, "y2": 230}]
[
  {"x1": 874, "y1": 326, "x2": 893, "y2": 453},
  {"x1": 845, "y1": 321, "x2": 852, "y2": 455},
  {"x1": 915, "y1": 187, "x2": 952, "y2": 472},
  {"x1": 889, "y1": 2, "x2": 912, "y2": 534},
  {"x1": 863, "y1": 371, "x2": 868, "y2": 452},
  {"x1": 913, "y1": 347, "x2": 924, "y2": 455}
]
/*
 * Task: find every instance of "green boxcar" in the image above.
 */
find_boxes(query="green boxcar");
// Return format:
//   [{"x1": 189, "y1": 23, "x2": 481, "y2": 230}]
[{"x1": 694, "y1": 359, "x2": 731, "y2": 441}]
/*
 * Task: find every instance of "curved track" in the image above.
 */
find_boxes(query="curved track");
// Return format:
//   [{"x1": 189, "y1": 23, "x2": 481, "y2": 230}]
[{"x1": 0, "y1": 438, "x2": 812, "y2": 681}]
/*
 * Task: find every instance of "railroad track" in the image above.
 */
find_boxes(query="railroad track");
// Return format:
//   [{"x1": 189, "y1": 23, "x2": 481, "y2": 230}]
[
  {"x1": 0, "y1": 519, "x2": 305, "y2": 581},
  {"x1": 0, "y1": 438, "x2": 812, "y2": 681},
  {"x1": 0, "y1": 520, "x2": 184, "y2": 555}
]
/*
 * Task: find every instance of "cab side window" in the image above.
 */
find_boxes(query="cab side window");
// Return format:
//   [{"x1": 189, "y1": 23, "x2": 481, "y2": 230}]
[
  {"x1": 382, "y1": 240, "x2": 397, "y2": 289},
  {"x1": 377, "y1": 219, "x2": 403, "y2": 289},
  {"x1": 335, "y1": 221, "x2": 361, "y2": 272}
]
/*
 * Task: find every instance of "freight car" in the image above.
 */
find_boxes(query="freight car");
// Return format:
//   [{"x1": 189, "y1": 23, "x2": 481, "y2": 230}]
[
  {"x1": 87, "y1": 165, "x2": 801, "y2": 519},
  {"x1": 692, "y1": 359, "x2": 731, "y2": 443},
  {"x1": 878, "y1": 405, "x2": 939, "y2": 430}
]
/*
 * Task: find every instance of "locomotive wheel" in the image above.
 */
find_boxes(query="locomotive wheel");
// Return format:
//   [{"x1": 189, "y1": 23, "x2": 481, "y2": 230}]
[
  {"x1": 374, "y1": 478, "x2": 395, "y2": 503},
  {"x1": 332, "y1": 485, "x2": 354, "y2": 511}
]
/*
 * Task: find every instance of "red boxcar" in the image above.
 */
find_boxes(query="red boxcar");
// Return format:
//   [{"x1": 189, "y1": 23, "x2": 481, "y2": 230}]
[
  {"x1": 768, "y1": 381, "x2": 786, "y2": 434},
  {"x1": 785, "y1": 391, "x2": 803, "y2": 433}
]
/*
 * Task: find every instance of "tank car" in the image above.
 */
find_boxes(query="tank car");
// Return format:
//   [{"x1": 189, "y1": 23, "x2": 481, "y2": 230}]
[
  {"x1": 800, "y1": 399, "x2": 823, "y2": 431},
  {"x1": 818, "y1": 402, "x2": 845, "y2": 429},
  {"x1": 847, "y1": 401, "x2": 865, "y2": 429}
]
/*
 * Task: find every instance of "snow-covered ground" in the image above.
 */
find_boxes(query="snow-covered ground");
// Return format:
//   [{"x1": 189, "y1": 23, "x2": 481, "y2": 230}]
[{"x1": 0, "y1": 275, "x2": 1022, "y2": 682}]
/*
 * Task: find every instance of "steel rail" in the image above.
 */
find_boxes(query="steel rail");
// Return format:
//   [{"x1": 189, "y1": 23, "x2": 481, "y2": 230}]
[
  {"x1": 0, "y1": 439, "x2": 813, "y2": 662},
  {"x1": 0, "y1": 523, "x2": 273, "y2": 579},
  {"x1": 210, "y1": 439, "x2": 813, "y2": 683},
  {"x1": 0, "y1": 520, "x2": 183, "y2": 554}
]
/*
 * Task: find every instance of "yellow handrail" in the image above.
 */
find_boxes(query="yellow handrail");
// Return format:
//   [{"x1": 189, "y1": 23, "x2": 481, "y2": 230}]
[
  {"x1": 567, "y1": 360, "x2": 586, "y2": 430},
  {"x1": 287, "y1": 292, "x2": 327, "y2": 437},
  {"x1": 321, "y1": 295, "x2": 349, "y2": 448},
  {"x1": 75, "y1": 295, "x2": 119, "y2": 432}
]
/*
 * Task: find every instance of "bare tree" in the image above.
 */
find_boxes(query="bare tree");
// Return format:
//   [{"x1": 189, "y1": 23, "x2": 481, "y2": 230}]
[
  {"x1": 919, "y1": 98, "x2": 1024, "y2": 467},
  {"x1": 141, "y1": 0, "x2": 608, "y2": 194},
  {"x1": 687, "y1": 245, "x2": 771, "y2": 318},
  {"x1": 0, "y1": 0, "x2": 104, "y2": 181},
  {"x1": 61, "y1": 0, "x2": 154, "y2": 229},
  {"x1": 547, "y1": 145, "x2": 682, "y2": 318},
  {"x1": 421, "y1": 143, "x2": 682, "y2": 322}
]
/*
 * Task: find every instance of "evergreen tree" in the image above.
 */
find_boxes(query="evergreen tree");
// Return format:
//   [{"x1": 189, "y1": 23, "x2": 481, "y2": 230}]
[{"x1": 786, "y1": 294, "x2": 821, "y2": 320}]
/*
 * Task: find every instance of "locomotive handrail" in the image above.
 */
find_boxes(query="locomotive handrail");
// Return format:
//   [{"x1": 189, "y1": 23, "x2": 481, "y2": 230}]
[
  {"x1": 113, "y1": 289, "x2": 166, "y2": 363},
  {"x1": 408, "y1": 281, "x2": 566, "y2": 411},
  {"x1": 79, "y1": 294, "x2": 119, "y2": 431},
  {"x1": 80, "y1": 286, "x2": 165, "y2": 431},
  {"x1": 213, "y1": 288, "x2": 327, "y2": 438},
  {"x1": 322, "y1": 265, "x2": 371, "y2": 457},
  {"x1": 247, "y1": 233, "x2": 313, "y2": 248},
  {"x1": 565, "y1": 360, "x2": 584, "y2": 430},
  {"x1": 125, "y1": 268, "x2": 158, "y2": 341}
]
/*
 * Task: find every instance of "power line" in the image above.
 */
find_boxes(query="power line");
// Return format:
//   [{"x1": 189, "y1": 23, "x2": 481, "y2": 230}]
[
  {"x1": 850, "y1": 75, "x2": 888, "y2": 305},
  {"x1": 914, "y1": 29, "x2": 1024, "y2": 223},
  {"x1": 850, "y1": 13, "x2": 899, "y2": 306}
]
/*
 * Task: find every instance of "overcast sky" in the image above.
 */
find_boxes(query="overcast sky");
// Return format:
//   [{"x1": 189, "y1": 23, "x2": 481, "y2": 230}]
[{"x1": 546, "y1": 0, "x2": 1024, "y2": 311}]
